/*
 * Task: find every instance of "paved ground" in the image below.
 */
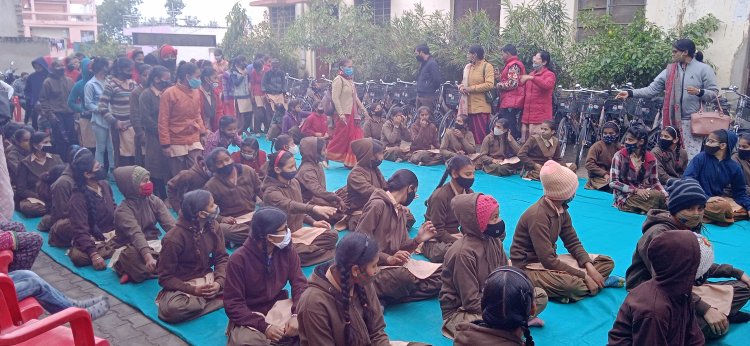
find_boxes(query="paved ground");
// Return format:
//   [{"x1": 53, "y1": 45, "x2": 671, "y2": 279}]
[{"x1": 32, "y1": 253, "x2": 188, "y2": 346}]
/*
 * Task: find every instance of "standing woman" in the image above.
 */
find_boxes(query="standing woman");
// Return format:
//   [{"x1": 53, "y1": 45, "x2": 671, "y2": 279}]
[
  {"x1": 98, "y1": 57, "x2": 138, "y2": 167},
  {"x1": 199, "y1": 67, "x2": 224, "y2": 131},
  {"x1": 519, "y1": 51, "x2": 556, "y2": 142},
  {"x1": 129, "y1": 63, "x2": 153, "y2": 166},
  {"x1": 67, "y1": 57, "x2": 96, "y2": 153},
  {"x1": 158, "y1": 62, "x2": 207, "y2": 179},
  {"x1": 156, "y1": 189, "x2": 228, "y2": 323},
  {"x1": 609, "y1": 126, "x2": 667, "y2": 214},
  {"x1": 85, "y1": 57, "x2": 114, "y2": 173},
  {"x1": 15, "y1": 132, "x2": 63, "y2": 218},
  {"x1": 458, "y1": 45, "x2": 494, "y2": 144},
  {"x1": 262, "y1": 150, "x2": 339, "y2": 266},
  {"x1": 327, "y1": 58, "x2": 369, "y2": 168},
  {"x1": 249, "y1": 59, "x2": 268, "y2": 135},
  {"x1": 138, "y1": 66, "x2": 171, "y2": 200},
  {"x1": 230, "y1": 56, "x2": 252, "y2": 135},
  {"x1": 652, "y1": 125, "x2": 688, "y2": 185}
]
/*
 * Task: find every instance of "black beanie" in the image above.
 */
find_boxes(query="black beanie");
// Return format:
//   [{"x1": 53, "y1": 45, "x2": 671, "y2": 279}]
[
  {"x1": 666, "y1": 178, "x2": 708, "y2": 215},
  {"x1": 251, "y1": 207, "x2": 288, "y2": 239}
]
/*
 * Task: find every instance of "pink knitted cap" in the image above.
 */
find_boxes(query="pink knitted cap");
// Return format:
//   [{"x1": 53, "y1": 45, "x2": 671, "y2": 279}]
[
  {"x1": 539, "y1": 160, "x2": 579, "y2": 200},
  {"x1": 476, "y1": 194, "x2": 499, "y2": 232}
]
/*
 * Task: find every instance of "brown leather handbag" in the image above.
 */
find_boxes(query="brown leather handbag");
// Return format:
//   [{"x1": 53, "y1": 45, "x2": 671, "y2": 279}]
[{"x1": 691, "y1": 99, "x2": 728, "y2": 136}]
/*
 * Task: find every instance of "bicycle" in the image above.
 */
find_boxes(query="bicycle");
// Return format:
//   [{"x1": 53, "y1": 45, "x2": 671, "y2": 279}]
[
  {"x1": 610, "y1": 83, "x2": 663, "y2": 150},
  {"x1": 435, "y1": 81, "x2": 462, "y2": 139},
  {"x1": 284, "y1": 74, "x2": 313, "y2": 111},
  {"x1": 722, "y1": 85, "x2": 750, "y2": 134},
  {"x1": 555, "y1": 85, "x2": 608, "y2": 167},
  {"x1": 553, "y1": 86, "x2": 580, "y2": 159},
  {"x1": 386, "y1": 79, "x2": 418, "y2": 126}
]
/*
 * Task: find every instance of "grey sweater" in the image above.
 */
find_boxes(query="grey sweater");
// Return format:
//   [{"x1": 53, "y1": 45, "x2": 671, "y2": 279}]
[{"x1": 631, "y1": 59, "x2": 718, "y2": 120}]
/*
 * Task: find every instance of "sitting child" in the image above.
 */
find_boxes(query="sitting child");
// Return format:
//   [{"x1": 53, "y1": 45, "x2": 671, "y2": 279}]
[
  {"x1": 584, "y1": 121, "x2": 620, "y2": 191},
  {"x1": 380, "y1": 107, "x2": 412, "y2": 162},
  {"x1": 230, "y1": 137, "x2": 267, "y2": 180},
  {"x1": 439, "y1": 114, "x2": 476, "y2": 162},
  {"x1": 363, "y1": 103, "x2": 386, "y2": 140},
  {"x1": 518, "y1": 120, "x2": 576, "y2": 180},
  {"x1": 652, "y1": 125, "x2": 687, "y2": 185},
  {"x1": 609, "y1": 126, "x2": 667, "y2": 213},
  {"x1": 408, "y1": 106, "x2": 442, "y2": 166},
  {"x1": 733, "y1": 133, "x2": 750, "y2": 194},
  {"x1": 475, "y1": 118, "x2": 522, "y2": 177},
  {"x1": 300, "y1": 101, "x2": 328, "y2": 140},
  {"x1": 202, "y1": 115, "x2": 243, "y2": 156}
]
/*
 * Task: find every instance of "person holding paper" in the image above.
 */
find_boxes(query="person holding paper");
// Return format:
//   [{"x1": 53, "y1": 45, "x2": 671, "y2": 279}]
[
  {"x1": 296, "y1": 137, "x2": 345, "y2": 211},
  {"x1": 475, "y1": 117, "x2": 522, "y2": 177},
  {"x1": 355, "y1": 169, "x2": 442, "y2": 305},
  {"x1": 408, "y1": 106, "x2": 442, "y2": 166},
  {"x1": 380, "y1": 107, "x2": 412, "y2": 162},
  {"x1": 224, "y1": 207, "x2": 308, "y2": 346},
  {"x1": 14, "y1": 131, "x2": 63, "y2": 218},
  {"x1": 439, "y1": 114, "x2": 476, "y2": 162},
  {"x1": 262, "y1": 150, "x2": 338, "y2": 266},
  {"x1": 517, "y1": 120, "x2": 575, "y2": 180}
]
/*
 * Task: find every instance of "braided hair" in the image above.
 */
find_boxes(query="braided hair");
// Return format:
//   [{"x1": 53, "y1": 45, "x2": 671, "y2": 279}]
[
  {"x1": 623, "y1": 125, "x2": 649, "y2": 181},
  {"x1": 437, "y1": 155, "x2": 472, "y2": 189},
  {"x1": 250, "y1": 207, "x2": 288, "y2": 274},
  {"x1": 333, "y1": 233, "x2": 380, "y2": 345},
  {"x1": 71, "y1": 149, "x2": 104, "y2": 241},
  {"x1": 271, "y1": 134, "x2": 293, "y2": 153},
  {"x1": 663, "y1": 125, "x2": 682, "y2": 163},
  {"x1": 479, "y1": 266, "x2": 536, "y2": 346},
  {"x1": 180, "y1": 189, "x2": 214, "y2": 257},
  {"x1": 267, "y1": 150, "x2": 294, "y2": 179}
]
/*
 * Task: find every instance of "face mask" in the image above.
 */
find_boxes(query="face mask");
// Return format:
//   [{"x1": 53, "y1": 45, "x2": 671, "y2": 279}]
[
  {"x1": 484, "y1": 220, "x2": 506, "y2": 238},
  {"x1": 216, "y1": 163, "x2": 234, "y2": 176},
  {"x1": 319, "y1": 154, "x2": 326, "y2": 162},
  {"x1": 562, "y1": 195, "x2": 574, "y2": 207},
  {"x1": 204, "y1": 206, "x2": 220, "y2": 222},
  {"x1": 493, "y1": 128, "x2": 505, "y2": 136},
  {"x1": 404, "y1": 188, "x2": 416, "y2": 206},
  {"x1": 91, "y1": 169, "x2": 107, "y2": 181},
  {"x1": 240, "y1": 152, "x2": 255, "y2": 161},
  {"x1": 374, "y1": 110, "x2": 384, "y2": 117},
  {"x1": 704, "y1": 144, "x2": 720, "y2": 155},
  {"x1": 272, "y1": 228, "x2": 292, "y2": 249},
  {"x1": 659, "y1": 138, "x2": 674, "y2": 150},
  {"x1": 602, "y1": 134, "x2": 618, "y2": 144},
  {"x1": 532, "y1": 63, "x2": 541, "y2": 69},
  {"x1": 676, "y1": 210, "x2": 703, "y2": 229},
  {"x1": 156, "y1": 80, "x2": 171, "y2": 90},
  {"x1": 116, "y1": 71, "x2": 130, "y2": 80},
  {"x1": 188, "y1": 78, "x2": 202, "y2": 89},
  {"x1": 454, "y1": 123, "x2": 464, "y2": 131},
  {"x1": 624, "y1": 142, "x2": 638, "y2": 155},
  {"x1": 211, "y1": 82, "x2": 219, "y2": 89},
  {"x1": 40, "y1": 144, "x2": 54, "y2": 153},
  {"x1": 352, "y1": 266, "x2": 376, "y2": 286},
  {"x1": 343, "y1": 67, "x2": 354, "y2": 76},
  {"x1": 454, "y1": 176, "x2": 474, "y2": 190},
  {"x1": 289, "y1": 145, "x2": 299, "y2": 155},
  {"x1": 140, "y1": 181, "x2": 154, "y2": 197},
  {"x1": 739, "y1": 149, "x2": 750, "y2": 160},
  {"x1": 415, "y1": 55, "x2": 423, "y2": 62},
  {"x1": 67, "y1": 63, "x2": 76, "y2": 71},
  {"x1": 372, "y1": 159, "x2": 383, "y2": 167},
  {"x1": 280, "y1": 169, "x2": 297, "y2": 180},
  {"x1": 316, "y1": 109, "x2": 325, "y2": 114},
  {"x1": 53, "y1": 68, "x2": 65, "y2": 76}
]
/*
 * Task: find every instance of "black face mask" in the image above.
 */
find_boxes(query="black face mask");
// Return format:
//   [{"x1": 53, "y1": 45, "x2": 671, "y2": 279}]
[
  {"x1": 67, "y1": 63, "x2": 76, "y2": 71},
  {"x1": 216, "y1": 164, "x2": 234, "y2": 176},
  {"x1": 704, "y1": 144, "x2": 721, "y2": 155},
  {"x1": 739, "y1": 149, "x2": 750, "y2": 160},
  {"x1": 484, "y1": 220, "x2": 505, "y2": 238},
  {"x1": 658, "y1": 138, "x2": 674, "y2": 150},
  {"x1": 454, "y1": 124, "x2": 465, "y2": 131},
  {"x1": 454, "y1": 176, "x2": 474, "y2": 190},
  {"x1": 624, "y1": 143, "x2": 638, "y2": 155},
  {"x1": 155, "y1": 80, "x2": 172, "y2": 90},
  {"x1": 404, "y1": 188, "x2": 416, "y2": 206},
  {"x1": 415, "y1": 55, "x2": 423, "y2": 62},
  {"x1": 372, "y1": 159, "x2": 383, "y2": 168},
  {"x1": 91, "y1": 169, "x2": 107, "y2": 181},
  {"x1": 280, "y1": 170, "x2": 297, "y2": 180},
  {"x1": 41, "y1": 144, "x2": 54, "y2": 154},
  {"x1": 562, "y1": 196, "x2": 574, "y2": 207}
]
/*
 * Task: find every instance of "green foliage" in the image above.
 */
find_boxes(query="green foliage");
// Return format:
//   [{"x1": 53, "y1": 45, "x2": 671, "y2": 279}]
[
  {"x1": 571, "y1": 12, "x2": 721, "y2": 89},
  {"x1": 221, "y1": 3, "x2": 252, "y2": 59},
  {"x1": 79, "y1": 40, "x2": 124, "y2": 58},
  {"x1": 96, "y1": 0, "x2": 143, "y2": 44}
]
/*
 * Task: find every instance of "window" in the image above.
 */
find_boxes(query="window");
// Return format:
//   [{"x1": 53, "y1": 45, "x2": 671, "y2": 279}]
[
  {"x1": 577, "y1": 0, "x2": 647, "y2": 40},
  {"x1": 269, "y1": 5, "x2": 295, "y2": 35},
  {"x1": 453, "y1": 0, "x2": 501, "y2": 25},
  {"x1": 80, "y1": 30, "x2": 95, "y2": 43},
  {"x1": 355, "y1": 0, "x2": 391, "y2": 25}
]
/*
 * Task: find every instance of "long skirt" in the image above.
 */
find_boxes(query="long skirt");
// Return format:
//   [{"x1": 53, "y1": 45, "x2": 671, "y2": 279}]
[{"x1": 326, "y1": 113, "x2": 363, "y2": 167}]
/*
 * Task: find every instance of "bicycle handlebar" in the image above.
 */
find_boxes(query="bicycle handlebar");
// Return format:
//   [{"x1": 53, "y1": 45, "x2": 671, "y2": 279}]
[
  {"x1": 379, "y1": 79, "x2": 396, "y2": 86},
  {"x1": 396, "y1": 79, "x2": 416, "y2": 85}
]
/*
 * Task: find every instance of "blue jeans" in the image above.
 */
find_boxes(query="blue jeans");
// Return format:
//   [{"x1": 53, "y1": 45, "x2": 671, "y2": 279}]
[
  {"x1": 92, "y1": 122, "x2": 114, "y2": 170},
  {"x1": 9, "y1": 270, "x2": 73, "y2": 313}
]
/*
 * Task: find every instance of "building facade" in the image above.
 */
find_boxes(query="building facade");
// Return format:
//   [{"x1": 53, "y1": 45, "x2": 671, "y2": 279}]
[{"x1": 21, "y1": 0, "x2": 98, "y2": 44}]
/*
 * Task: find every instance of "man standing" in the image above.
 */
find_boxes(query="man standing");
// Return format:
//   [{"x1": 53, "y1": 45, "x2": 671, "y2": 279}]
[
  {"x1": 213, "y1": 48, "x2": 229, "y2": 74},
  {"x1": 415, "y1": 44, "x2": 442, "y2": 112},
  {"x1": 496, "y1": 44, "x2": 526, "y2": 140},
  {"x1": 24, "y1": 57, "x2": 51, "y2": 129}
]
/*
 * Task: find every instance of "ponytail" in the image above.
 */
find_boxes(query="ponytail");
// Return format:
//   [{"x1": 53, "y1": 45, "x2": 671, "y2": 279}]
[{"x1": 437, "y1": 155, "x2": 472, "y2": 189}]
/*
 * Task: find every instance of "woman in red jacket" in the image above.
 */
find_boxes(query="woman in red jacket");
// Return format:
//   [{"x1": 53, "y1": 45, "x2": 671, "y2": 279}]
[{"x1": 520, "y1": 51, "x2": 556, "y2": 142}]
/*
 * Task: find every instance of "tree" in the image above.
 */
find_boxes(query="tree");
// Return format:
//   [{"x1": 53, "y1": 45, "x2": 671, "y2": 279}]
[
  {"x1": 96, "y1": 0, "x2": 143, "y2": 43},
  {"x1": 165, "y1": 0, "x2": 185, "y2": 25},
  {"x1": 221, "y1": 2, "x2": 252, "y2": 58}
]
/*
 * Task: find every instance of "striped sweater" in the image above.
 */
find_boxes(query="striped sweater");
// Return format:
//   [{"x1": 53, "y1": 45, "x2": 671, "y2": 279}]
[{"x1": 98, "y1": 77, "x2": 137, "y2": 124}]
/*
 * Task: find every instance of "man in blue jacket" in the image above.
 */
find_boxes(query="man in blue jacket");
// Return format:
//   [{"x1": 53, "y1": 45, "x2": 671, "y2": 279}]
[{"x1": 415, "y1": 44, "x2": 442, "y2": 113}]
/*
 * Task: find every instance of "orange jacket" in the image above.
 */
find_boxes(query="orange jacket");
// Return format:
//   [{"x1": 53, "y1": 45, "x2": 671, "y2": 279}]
[{"x1": 158, "y1": 83, "x2": 206, "y2": 146}]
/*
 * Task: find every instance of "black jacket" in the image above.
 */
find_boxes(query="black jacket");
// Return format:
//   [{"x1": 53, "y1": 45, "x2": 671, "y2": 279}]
[
  {"x1": 417, "y1": 57, "x2": 442, "y2": 97},
  {"x1": 262, "y1": 69, "x2": 286, "y2": 95}
]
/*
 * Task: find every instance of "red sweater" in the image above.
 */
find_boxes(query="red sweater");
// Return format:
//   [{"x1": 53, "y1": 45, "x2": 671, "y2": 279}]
[
  {"x1": 300, "y1": 112, "x2": 329, "y2": 137},
  {"x1": 521, "y1": 67, "x2": 556, "y2": 124},
  {"x1": 231, "y1": 150, "x2": 267, "y2": 174}
]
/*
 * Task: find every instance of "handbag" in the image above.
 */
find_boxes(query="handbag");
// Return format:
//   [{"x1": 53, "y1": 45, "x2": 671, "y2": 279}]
[
  {"x1": 481, "y1": 63, "x2": 497, "y2": 105},
  {"x1": 691, "y1": 97, "x2": 728, "y2": 136}
]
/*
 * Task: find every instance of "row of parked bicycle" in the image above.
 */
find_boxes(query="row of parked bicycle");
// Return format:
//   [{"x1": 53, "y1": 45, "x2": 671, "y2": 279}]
[{"x1": 281, "y1": 74, "x2": 750, "y2": 167}]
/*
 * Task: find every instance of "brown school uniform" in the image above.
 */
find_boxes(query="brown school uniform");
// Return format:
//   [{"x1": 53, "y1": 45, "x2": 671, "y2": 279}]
[
  {"x1": 454, "y1": 322, "x2": 526, "y2": 346},
  {"x1": 203, "y1": 164, "x2": 262, "y2": 245},
  {"x1": 5, "y1": 144, "x2": 31, "y2": 183},
  {"x1": 653, "y1": 146, "x2": 688, "y2": 185},
  {"x1": 336, "y1": 139, "x2": 387, "y2": 231},
  {"x1": 439, "y1": 128, "x2": 476, "y2": 161},
  {"x1": 355, "y1": 189, "x2": 442, "y2": 305},
  {"x1": 517, "y1": 134, "x2": 574, "y2": 180},
  {"x1": 296, "y1": 137, "x2": 343, "y2": 208},
  {"x1": 299, "y1": 262, "x2": 390, "y2": 346},
  {"x1": 422, "y1": 182, "x2": 473, "y2": 263},
  {"x1": 510, "y1": 197, "x2": 615, "y2": 302},
  {"x1": 156, "y1": 217, "x2": 229, "y2": 323},
  {"x1": 138, "y1": 88, "x2": 171, "y2": 181},
  {"x1": 408, "y1": 122, "x2": 442, "y2": 166},
  {"x1": 166, "y1": 158, "x2": 212, "y2": 211},
  {"x1": 67, "y1": 180, "x2": 118, "y2": 267},
  {"x1": 626, "y1": 209, "x2": 750, "y2": 338},
  {"x1": 224, "y1": 234, "x2": 308, "y2": 345},
  {"x1": 262, "y1": 174, "x2": 338, "y2": 266},
  {"x1": 380, "y1": 119, "x2": 412, "y2": 161},
  {"x1": 112, "y1": 166, "x2": 176, "y2": 283},
  {"x1": 476, "y1": 132, "x2": 522, "y2": 177},
  {"x1": 585, "y1": 140, "x2": 620, "y2": 190},
  {"x1": 15, "y1": 153, "x2": 63, "y2": 217},
  {"x1": 47, "y1": 166, "x2": 75, "y2": 246},
  {"x1": 363, "y1": 116, "x2": 385, "y2": 140}
]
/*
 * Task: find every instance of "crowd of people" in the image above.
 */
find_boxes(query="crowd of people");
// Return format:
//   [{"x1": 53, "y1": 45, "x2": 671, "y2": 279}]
[{"x1": 0, "y1": 37, "x2": 748, "y2": 346}]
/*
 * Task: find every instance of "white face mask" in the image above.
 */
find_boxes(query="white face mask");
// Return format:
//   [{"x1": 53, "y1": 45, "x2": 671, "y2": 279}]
[
  {"x1": 289, "y1": 145, "x2": 299, "y2": 155},
  {"x1": 493, "y1": 127, "x2": 504, "y2": 136},
  {"x1": 272, "y1": 228, "x2": 292, "y2": 249}
]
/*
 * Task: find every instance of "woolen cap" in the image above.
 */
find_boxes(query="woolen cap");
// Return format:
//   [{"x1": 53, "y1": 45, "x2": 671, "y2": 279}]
[
  {"x1": 665, "y1": 178, "x2": 707, "y2": 215},
  {"x1": 539, "y1": 160, "x2": 579, "y2": 200},
  {"x1": 476, "y1": 194, "x2": 499, "y2": 232}
]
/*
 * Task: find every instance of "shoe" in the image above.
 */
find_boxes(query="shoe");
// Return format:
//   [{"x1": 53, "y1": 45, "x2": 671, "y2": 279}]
[
  {"x1": 85, "y1": 299, "x2": 110, "y2": 321},
  {"x1": 604, "y1": 275, "x2": 625, "y2": 288},
  {"x1": 729, "y1": 311, "x2": 750, "y2": 324}
]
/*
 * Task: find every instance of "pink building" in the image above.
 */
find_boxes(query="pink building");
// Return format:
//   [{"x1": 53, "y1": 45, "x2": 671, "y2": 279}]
[{"x1": 21, "y1": 0, "x2": 97, "y2": 50}]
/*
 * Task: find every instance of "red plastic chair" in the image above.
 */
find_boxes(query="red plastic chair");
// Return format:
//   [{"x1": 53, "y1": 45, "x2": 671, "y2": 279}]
[
  {"x1": 0, "y1": 250, "x2": 12, "y2": 274},
  {"x1": 0, "y1": 252, "x2": 44, "y2": 323},
  {"x1": 0, "y1": 274, "x2": 109, "y2": 346}
]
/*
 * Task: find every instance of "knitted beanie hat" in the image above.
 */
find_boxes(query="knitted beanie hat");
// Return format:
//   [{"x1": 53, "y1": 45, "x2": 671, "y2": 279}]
[
  {"x1": 539, "y1": 160, "x2": 579, "y2": 200},
  {"x1": 476, "y1": 194, "x2": 499, "y2": 232},
  {"x1": 131, "y1": 166, "x2": 149, "y2": 188},
  {"x1": 694, "y1": 233, "x2": 714, "y2": 280},
  {"x1": 666, "y1": 178, "x2": 708, "y2": 215}
]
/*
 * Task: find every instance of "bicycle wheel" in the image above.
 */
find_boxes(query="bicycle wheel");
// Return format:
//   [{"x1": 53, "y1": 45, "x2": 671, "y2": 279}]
[
  {"x1": 300, "y1": 98, "x2": 313, "y2": 112},
  {"x1": 576, "y1": 118, "x2": 590, "y2": 168},
  {"x1": 439, "y1": 110, "x2": 456, "y2": 139},
  {"x1": 647, "y1": 127, "x2": 661, "y2": 151},
  {"x1": 557, "y1": 116, "x2": 569, "y2": 158}
]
